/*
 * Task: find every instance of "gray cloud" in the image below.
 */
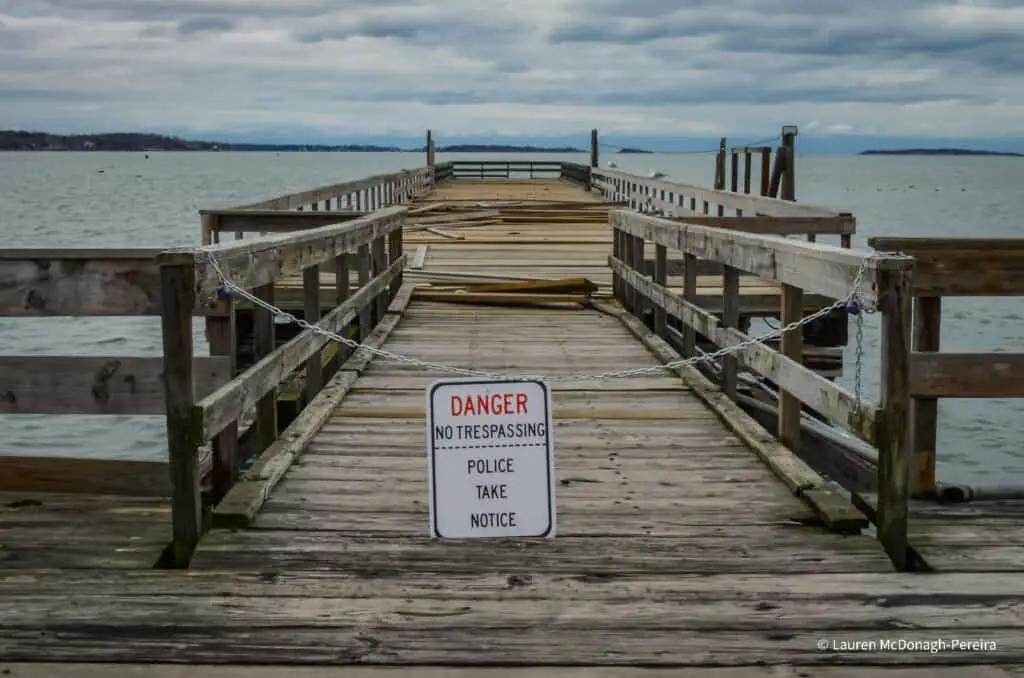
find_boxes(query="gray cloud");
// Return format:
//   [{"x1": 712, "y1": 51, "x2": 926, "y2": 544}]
[{"x1": 1, "y1": 0, "x2": 1023, "y2": 138}]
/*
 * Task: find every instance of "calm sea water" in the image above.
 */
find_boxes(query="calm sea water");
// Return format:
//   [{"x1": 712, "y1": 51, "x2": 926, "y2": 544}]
[{"x1": 0, "y1": 151, "x2": 1021, "y2": 486}]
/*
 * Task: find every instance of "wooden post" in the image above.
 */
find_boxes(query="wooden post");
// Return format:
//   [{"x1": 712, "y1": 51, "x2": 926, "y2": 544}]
[
  {"x1": 876, "y1": 265, "x2": 914, "y2": 571},
  {"x1": 722, "y1": 265, "x2": 739, "y2": 398},
  {"x1": 388, "y1": 224, "x2": 404, "y2": 303},
  {"x1": 590, "y1": 129, "x2": 599, "y2": 168},
  {"x1": 253, "y1": 283, "x2": 277, "y2": 451},
  {"x1": 781, "y1": 127, "x2": 797, "y2": 202},
  {"x1": 911, "y1": 296, "x2": 940, "y2": 498},
  {"x1": 426, "y1": 130, "x2": 434, "y2": 166},
  {"x1": 199, "y1": 214, "x2": 240, "y2": 504},
  {"x1": 653, "y1": 244, "x2": 667, "y2": 338},
  {"x1": 730, "y1": 149, "x2": 741, "y2": 216},
  {"x1": 357, "y1": 243, "x2": 371, "y2": 339},
  {"x1": 157, "y1": 254, "x2": 202, "y2": 569},
  {"x1": 778, "y1": 284, "x2": 804, "y2": 450},
  {"x1": 632, "y1": 235, "x2": 646, "y2": 319},
  {"x1": 618, "y1": 236, "x2": 626, "y2": 313},
  {"x1": 612, "y1": 228, "x2": 623, "y2": 304},
  {"x1": 760, "y1": 148, "x2": 771, "y2": 196},
  {"x1": 303, "y1": 264, "x2": 322, "y2": 404},
  {"x1": 743, "y1": 150, "x2": 752, "y2": 195},
  {"x1": 326, "y1": 252, "x2": 351, "y2": 377},
  {"x1": 682, "y1": 253, "x2": 697, "y2": 357},
  {"x1": 372, "y1": 235, "x2": 387, "y2": 321}
]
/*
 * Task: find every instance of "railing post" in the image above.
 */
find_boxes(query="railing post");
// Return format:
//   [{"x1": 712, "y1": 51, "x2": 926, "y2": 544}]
[
  {"x1": 682, "y1": 253, "x2": 697, "y2": 356},
  {"x1": 653, "y1": 244, "x2": 667, "y2": 338},
  {"x1": 357, "y1": 243, "x2": 371, "y2": 339},
  {"x1": 157, "y1": 253, "x2": 202, "y2": 569},
  {"x1": 253, "y1": 283, "x2": 277, "y2": 451},
  {"x1": 426, "y1": 130, "x2": 434, "y2": 166},
  {"x1": 781, "y1": 125, "x2": 797, "y2": 202},
  {"x1": 372, "y1": 236, "x2": 387, "y2": 321},
  {"x1": 303, "y1": 263, "x2": 322, "y2": 404},
  {"x1": 200, "y1": 214, "x2": 240, "y2": 505},
  {"x1": 876, "y1": 263, "x2": 914, "y2": 571},
  {"x1": 778, "y1": 284, "x2": 804, "y2": 450},
  {"x1": 388, "y1": 220, "x2": 404, "y2": 303},
  {"x1": 612, "y1": 226, "x2": 623, "y2": 304},
  {"x1": 721, "y1": 265, "x2": 739, "y2": 398},
  {"x1": 911, "y1": 296, "x2": 940, "y2": 498},
  {"x1": 590, "y1": 129, "x2": 599, "y2": 169}
]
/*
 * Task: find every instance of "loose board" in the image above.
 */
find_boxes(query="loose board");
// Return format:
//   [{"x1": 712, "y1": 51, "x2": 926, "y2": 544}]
[{"x1": 426, "y1": 377, "x2": 556, "y2": 539}]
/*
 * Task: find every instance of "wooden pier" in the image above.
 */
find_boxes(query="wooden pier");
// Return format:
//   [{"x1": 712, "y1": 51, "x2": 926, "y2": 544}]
[{"x1": 2, "y1": 131, "x2": 1024, "y2": 674}]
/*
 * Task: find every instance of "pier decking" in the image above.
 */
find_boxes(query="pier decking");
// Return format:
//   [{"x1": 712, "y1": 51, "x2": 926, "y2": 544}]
[{"x1": 2, "y1": 137, "x2": 1024, "y2": 673}]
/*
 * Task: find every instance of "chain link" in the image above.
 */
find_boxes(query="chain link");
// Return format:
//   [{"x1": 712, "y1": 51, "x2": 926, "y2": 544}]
[{"x1": 200, "y1": 251, "x2": 904, "y2": 408}]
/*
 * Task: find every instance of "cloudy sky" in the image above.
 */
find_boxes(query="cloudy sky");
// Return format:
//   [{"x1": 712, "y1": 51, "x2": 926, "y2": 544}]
[{"x1": 2, "y1": 0, "x2": 1024, "y2": 150}]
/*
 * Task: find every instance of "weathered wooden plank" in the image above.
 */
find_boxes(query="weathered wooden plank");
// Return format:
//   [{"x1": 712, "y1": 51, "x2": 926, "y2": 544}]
[
  {"x1": 0, "y1": 457, "x2": 171, "y2": 496},
  {"x1": 0, "y1": 356, "x2": 230, "y2": 415},
  {"x1": 910, "y1": 352, "x2": 1024, "y2": 398},
  {"x1": 203, "y1": 209, "x2": 366, "y2": 234},
  {"x1": 5, "y1": 667, "x2": 1020, "y2": 678},
  {"x1": 188, "y1": 207, "x2": 405, "y2": 298},
  {"x1": 674, "y1": 215, "x2": 856, "y2": 235},
  {"x1": 869, "y1": 236, "x2": 1024, "y2": 296},
  {"x1": 191, "y1": 533, "x2": 891, "y2": 574},
  {"x1": 0, "y1": 252, "x2": 161, "y2": 316},
  {"x1": 196, "y1": 256, "x2": 405, "y2": 440},
  {"x1": 4, "y1": 588, "x2": 1022, "y2": 630},
  {"x1": 592, "y1": 167, "x2": 839, "y2": 217},
  {"x1": 610, "y1": 211, "x2": 900, "y2": 306}
]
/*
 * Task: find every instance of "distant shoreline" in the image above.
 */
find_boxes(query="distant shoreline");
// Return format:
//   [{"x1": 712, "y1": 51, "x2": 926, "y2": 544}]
[
  {"x1": 0, "y1": 130, "x2": 585, "y2": 153},
  {"x1": 860, "y1": 148, "x2": 1023, "y2": 157}
]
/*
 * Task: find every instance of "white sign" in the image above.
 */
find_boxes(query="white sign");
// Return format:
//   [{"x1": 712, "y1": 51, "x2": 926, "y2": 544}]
[{"x1": 426, "y1": 377, "x2": 556, "y2": 539}]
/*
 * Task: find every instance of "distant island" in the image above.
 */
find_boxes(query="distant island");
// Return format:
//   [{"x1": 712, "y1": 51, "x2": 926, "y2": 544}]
[
  {"x1": 617, "y1": 147, "x2": 653, "y2": 154},
  {"x1": 0, "y1": 130, "x2": 585, "y2": 153},
  {"x1": 860, "y1": 148, "x2": 1023, "y2": 157}
]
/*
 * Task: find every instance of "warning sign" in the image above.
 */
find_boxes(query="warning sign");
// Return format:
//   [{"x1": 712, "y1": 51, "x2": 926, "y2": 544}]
[{"x1": 426, "y1": 377, "x2": 556, "y2": 539}]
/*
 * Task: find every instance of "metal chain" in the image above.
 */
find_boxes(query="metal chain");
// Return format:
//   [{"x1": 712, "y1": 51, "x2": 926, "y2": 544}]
[{"x1": 200, "y1": 252, "x2": 906, "y2": 399}]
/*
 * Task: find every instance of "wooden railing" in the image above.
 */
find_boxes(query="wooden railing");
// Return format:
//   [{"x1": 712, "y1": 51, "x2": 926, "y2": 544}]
[
  {"x1": 201, "y1": 166, "x2": 433, "y2": 244},
  {"x1": 608, "y1": 210, "x2": 918, "y2": 570},
  {"x1": 592, "y1": 166, "x2": 847, "y2": 222},
  {"x1": 868, "y1": 237, "x2": 1024, "y2": 499},
  {"x1": 0, "y1": 249, "x2": 228, "y2": 499},
  {"x1": 432, "y1": 160, "x2": 567, "y2": 181},
  {"x1": 156, "y1": 206, "x2": 407, "y2": 566}
]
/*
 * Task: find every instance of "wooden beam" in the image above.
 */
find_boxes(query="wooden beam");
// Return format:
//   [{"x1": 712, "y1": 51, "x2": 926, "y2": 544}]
[
  {"x1": 0, "y1": 457, "x2": 171, "y2": 496},
  {"x1": 869, "y1": 237, "x2": 1024, "y2": 296},
  {"x1": 611, "y1": 210, "x2": 896, "y2": 307},
  {"x1": 231, "y1": 167, "x2": 432, "y2": 211},
  {"x1": 204, "y1": 210, "x2": 366, "y2": 234},
  {"x1": 875, "y1": 265, "x2": 914, "y2": 572},
  {"x1": 909, "y1": 352, "x2": 1024, "y2": 398},
  {"x1": 187, "y1": 207, "x2": 405, "y2": 298},
  {"x1": 673, "y1": 215, "x2": 856, "y2": 236},
  {"x1": 195, "y1": 254, "x2": 406, "y2": 441},
  {"x1": 592, "y1": 167, "x2": 838, "y2": 218},
  {"x1": 609, "y1": 257, "x2": 878, "y2": 443},
  {"x1": 0, "y1": 356, "x2": 230, "y2": 415},
  {"x1": 0, "y1": 251, "x2": 161, "y2": 316},
  {"x1": 157, "y1": 255, "x2": 202, "y2": 569}
]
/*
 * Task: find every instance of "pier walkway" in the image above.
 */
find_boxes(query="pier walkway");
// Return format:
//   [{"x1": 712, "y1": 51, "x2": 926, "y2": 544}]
[{"x1": 2, "y1": 148, "x2": 1024, "y2": 673}]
